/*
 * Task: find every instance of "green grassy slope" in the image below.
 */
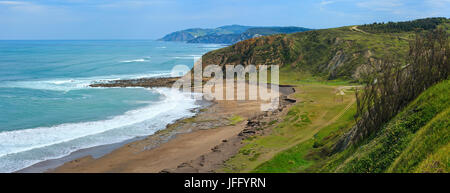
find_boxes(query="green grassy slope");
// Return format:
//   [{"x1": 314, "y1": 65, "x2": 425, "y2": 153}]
[
  {"x1": 319, "y1": 79, "x2": 449, "y2": 173},
  {"x1": 252, "y1": 102, "x2": 356, "y2": 173},
  {"x1": 388, "y1": 108, "x2": 449, "y2": 173},
  {"x1": 219, "y1": 82, "x2": 357, "y2": 173},
  {"x1": 250, "y1": 79, "x2": 449, "y2": 173}
]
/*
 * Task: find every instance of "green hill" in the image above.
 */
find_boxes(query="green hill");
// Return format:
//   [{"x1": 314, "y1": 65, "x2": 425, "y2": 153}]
[{"x1": 202, "y1": 17, "x2": 449, "y2": 80}]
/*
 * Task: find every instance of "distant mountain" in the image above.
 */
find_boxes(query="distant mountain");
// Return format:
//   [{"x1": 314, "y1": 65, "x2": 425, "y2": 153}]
[
  {"x1": 159, "y1": 25, "x2": 253, "y2": 42},
  {"x1": 159, "y1": 25, "x2": 312, "y2": 44}
]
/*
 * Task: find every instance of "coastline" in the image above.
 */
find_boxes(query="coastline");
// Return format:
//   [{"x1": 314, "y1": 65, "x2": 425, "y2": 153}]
[
  {"x1": 18, "y1": 88, "x2": 210, "y2": 173},
  {"x1": 22, "y1": 78, "x2": 296, "y2": 173}
]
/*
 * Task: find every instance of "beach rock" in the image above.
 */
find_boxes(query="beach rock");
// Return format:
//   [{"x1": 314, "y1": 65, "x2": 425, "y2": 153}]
[
  {"x1": 160, "y1": 169, "x2": 171, "y2": 173},
  {"x1": 90, "y1": 77, "x2": 179, "y2": 88},
  {"x1": 211, "y1": 146, "x2": 221, "y2": 152},
  {"x1": 247, "y1": 120, "x2": 260, "y2": 127},
  {"x1": 239, "y1": 129, "x2": 256, "y2": 136},
  {"x1": 178, "y1": 162, "x2": 191, "y2": 168}
]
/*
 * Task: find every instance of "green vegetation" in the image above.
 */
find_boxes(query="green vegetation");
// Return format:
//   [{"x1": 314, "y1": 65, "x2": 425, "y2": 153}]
[
  {"x1": 253, "y1": 104, "x2": 356, "y2": 172},
  {"x1": 414, "y1": 144, "x2": 449, "y2": 173},
  {"x1": 388, "y1": 108, "x2": 449, "y2": 172},
  {"x1": 239, "y1": 79, "x2": 449, "y2": 173},
  {"x1": 319, "y1": 79, "x2": 449, "y2": 173},
  {"x1": 359, "y1": 17, "x2": 449, "y2": 33},
  {"x1": 278, "y1": 67, "x2": 355, "y2": 86},
  {"x1": 302, "y1": 28, "x2": 449, "y2": 173},
  {"x1": 228, "y1": 115, "x2": 244, "y2": 125},
  {"x1": 220, "y1": 83, "x2": 356, "y2": 172}
]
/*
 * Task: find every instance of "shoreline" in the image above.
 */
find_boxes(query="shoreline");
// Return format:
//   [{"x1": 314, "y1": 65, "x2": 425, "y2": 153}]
[
  {"x1": 18, "y1": 93, "x2": 211, "y2": 173},
  {"x1": 21, "y1": 78, "x2": 296, "y2": 173}
]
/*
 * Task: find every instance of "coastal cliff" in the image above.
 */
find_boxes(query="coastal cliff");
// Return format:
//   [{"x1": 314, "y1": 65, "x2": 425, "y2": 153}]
[
  {"x1": 202, "y1": 17, "x2": 449, "y2": 80},
  {"x1": 202, "y1": 28, "x2": 407, "y2": 80}
]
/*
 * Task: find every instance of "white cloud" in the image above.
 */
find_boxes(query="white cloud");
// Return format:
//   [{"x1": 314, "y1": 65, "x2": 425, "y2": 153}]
[
  {"x1": 1, "y1": 1, "x2": 47, "y2": 13},
  {"x1": 98, "y1": 0, "x2": 171, "y2": 9},
  {"x1": 424, "y1": 0, "x2": 450, "y2": 17},
  {"x1": 426, "y1": 0, "x2": 450, "y2": 7},
  {"x1": 0, "y1": 1, "x2": 29, "y2": 5},
  {"x1": 356, "y1": 0, "x2": 403, "y2": 12},
  {"x1": 320, "y1": 1, "x2": 335, "y2": 6}
]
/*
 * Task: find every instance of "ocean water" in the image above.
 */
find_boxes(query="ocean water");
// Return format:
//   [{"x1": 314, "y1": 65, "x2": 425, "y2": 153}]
[{"x1": 0, "y1": 40, "x2": 224, "y2": 172}]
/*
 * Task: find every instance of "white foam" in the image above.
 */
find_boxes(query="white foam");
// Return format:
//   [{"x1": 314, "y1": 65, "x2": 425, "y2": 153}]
[
  {"x1": 120, "y1": 57, "x2": 150, "y2": 63},
  {"x1": 198, "y1": 44, "x2": 225, "y2": 48},
  {"x1": 173, "y1": 54, "x2": 202, "y2": 60},
  {"x1": 0, "y1": 88, "x2": 200, "y2": 172},
  {"x1": 0, "y1": 72, "x2": 172, "y2": 92}
]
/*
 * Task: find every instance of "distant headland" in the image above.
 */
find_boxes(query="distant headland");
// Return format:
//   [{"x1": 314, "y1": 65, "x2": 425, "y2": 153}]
[{"x1": 159, "y1": 25, "x2": 312, "y2": 44}]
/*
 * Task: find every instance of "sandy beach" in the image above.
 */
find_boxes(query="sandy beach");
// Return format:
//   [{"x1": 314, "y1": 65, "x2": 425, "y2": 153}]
[{"x1": 46, "y1": 82, "x2": 296, "y2": 173}]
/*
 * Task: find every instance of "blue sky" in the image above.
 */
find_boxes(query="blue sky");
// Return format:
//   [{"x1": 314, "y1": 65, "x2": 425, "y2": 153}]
[{"x1": 0, "y1": 0, "x2": 449, "y2": 39}]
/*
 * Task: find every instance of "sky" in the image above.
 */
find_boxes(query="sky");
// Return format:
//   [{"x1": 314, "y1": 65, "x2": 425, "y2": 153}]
[{"x1": 0, "y1": 0, "x2": 449, "y2": 40}]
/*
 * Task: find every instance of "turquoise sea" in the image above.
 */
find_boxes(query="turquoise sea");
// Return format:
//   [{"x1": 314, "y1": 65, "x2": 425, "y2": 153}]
[{"x1": 0, "y1": 40, "x2": 223, "y2": 172}]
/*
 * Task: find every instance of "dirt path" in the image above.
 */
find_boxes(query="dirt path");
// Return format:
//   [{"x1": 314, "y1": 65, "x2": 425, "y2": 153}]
[{"x1": 350, "y1": 26, "x2": 368, "y2": 34}]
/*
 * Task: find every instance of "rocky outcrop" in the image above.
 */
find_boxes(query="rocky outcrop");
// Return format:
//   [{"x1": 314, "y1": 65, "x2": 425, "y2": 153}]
[
  {"x1": 202, "y1": 35, "x2": 294, "y2": 67},
  {"x1": 326, "y1": 50, "x2": 346, "y2": 79},
  {"x1": 89, "y1": 77, "x2": 179, "y2": 88}
]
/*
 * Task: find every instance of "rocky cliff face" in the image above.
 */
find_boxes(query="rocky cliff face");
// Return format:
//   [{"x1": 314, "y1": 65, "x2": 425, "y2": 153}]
[{"x1": 202, "y1": 35, "x2": 293, "y2": 67}]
